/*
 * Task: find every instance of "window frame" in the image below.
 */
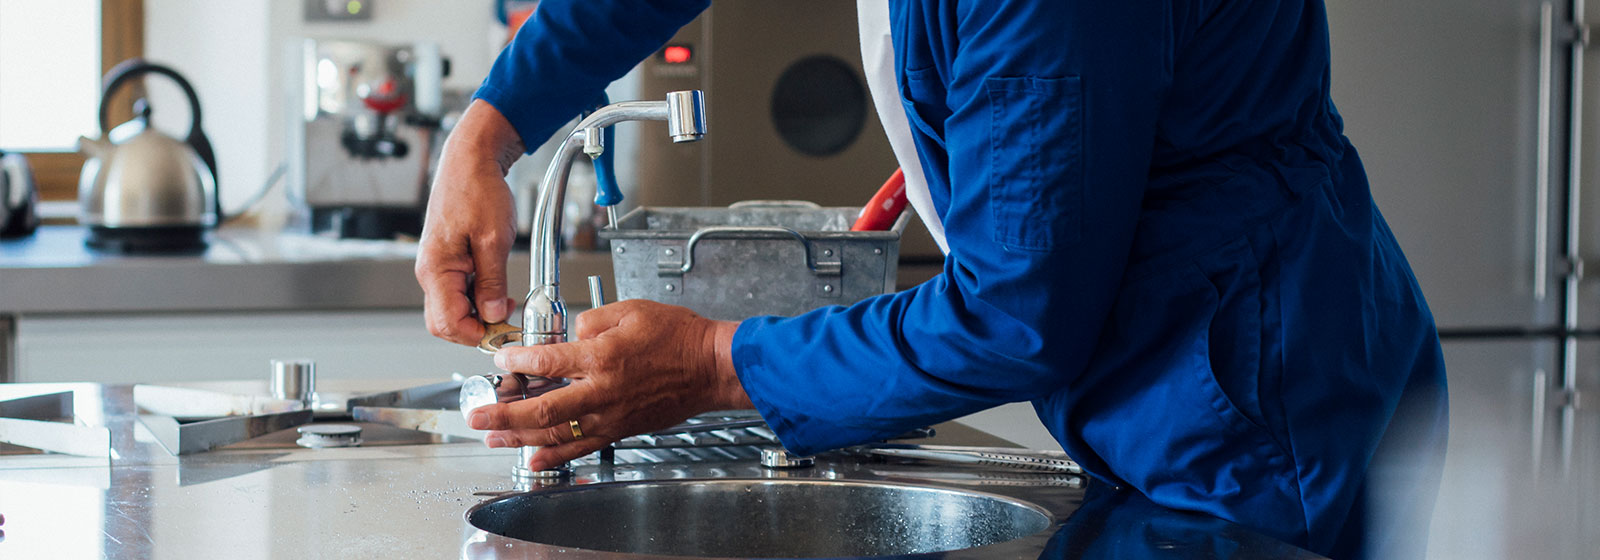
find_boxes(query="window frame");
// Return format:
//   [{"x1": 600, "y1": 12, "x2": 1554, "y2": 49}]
[{"x1": 18, "y1": 0, "x2": 144, "y2": 202}]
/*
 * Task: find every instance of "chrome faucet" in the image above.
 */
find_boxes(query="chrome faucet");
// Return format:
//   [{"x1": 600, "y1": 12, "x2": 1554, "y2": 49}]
[
  {"x1": 462, "y1": 91, "x2": 706, "y2": 487},
  {"x1": 524, "y1": 90, "x2": 706, "y2": 347}
]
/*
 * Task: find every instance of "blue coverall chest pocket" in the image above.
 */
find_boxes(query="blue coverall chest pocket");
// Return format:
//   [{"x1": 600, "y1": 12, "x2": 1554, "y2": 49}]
[{"x1": 984, "y1": 76, "x2": 1084, "y2": 252}]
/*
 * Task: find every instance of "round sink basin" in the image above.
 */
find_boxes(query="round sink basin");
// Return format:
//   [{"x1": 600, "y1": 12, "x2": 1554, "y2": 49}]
[{"x1": 466, "y1": 478, "x2": 1054, "y2": 558}]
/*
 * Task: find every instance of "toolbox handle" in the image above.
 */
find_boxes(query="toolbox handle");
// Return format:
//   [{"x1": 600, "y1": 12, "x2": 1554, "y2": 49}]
[
  {"x1": 728, "y1": 200, "x2": 823, "y2": 209},
  {"x1": 658, "y1": 226, "x2": 842, "y2": 277}
]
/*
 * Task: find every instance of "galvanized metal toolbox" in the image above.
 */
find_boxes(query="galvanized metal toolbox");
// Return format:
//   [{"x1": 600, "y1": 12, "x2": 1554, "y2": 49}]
[{"x1": 600, "y1": 201, "x2": 911, "y2": 321}]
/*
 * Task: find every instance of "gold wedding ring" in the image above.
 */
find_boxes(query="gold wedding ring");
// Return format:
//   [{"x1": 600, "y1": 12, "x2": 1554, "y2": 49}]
[{"x1": 569, "y1": 419, "x2": 585, "y2": 440}]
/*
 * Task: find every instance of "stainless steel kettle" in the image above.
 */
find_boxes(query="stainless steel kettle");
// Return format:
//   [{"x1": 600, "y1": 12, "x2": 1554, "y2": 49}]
[
  {"x1": 78, "y1": 59, "x2": 219, "y2": 252},
  {"x1": 0, "y1": 150, "x2": 40, "y2": 238}
]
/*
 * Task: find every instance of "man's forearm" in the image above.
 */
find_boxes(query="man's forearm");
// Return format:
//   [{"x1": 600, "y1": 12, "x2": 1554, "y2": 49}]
[{"x1": 445, "y1": 100, "x2": 526, "y2": 177}]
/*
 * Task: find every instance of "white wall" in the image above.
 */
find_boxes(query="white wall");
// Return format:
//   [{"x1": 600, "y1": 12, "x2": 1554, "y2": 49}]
[
  {"x1": 142, "y1": 0, "x2": 500, "y2": 228},
  {"x1": 141, "y1": 0, "x2": 271, "y2": 221}
]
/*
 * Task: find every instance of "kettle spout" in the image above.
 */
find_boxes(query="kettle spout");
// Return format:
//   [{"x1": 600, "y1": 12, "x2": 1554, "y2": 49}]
[{"x1": 77, "y1": 136, "x2": 110, "y2": 159}]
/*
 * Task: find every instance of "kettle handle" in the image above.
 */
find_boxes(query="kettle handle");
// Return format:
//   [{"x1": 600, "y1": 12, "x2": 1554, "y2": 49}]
[{"x1": 99, "y1": 59, "x2": 221, "y2": 223}]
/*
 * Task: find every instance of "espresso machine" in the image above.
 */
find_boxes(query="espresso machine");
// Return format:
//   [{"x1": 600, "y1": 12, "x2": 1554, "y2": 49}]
[{"x1": 288, "y1": 39, "x2": 451, "y2": 239}]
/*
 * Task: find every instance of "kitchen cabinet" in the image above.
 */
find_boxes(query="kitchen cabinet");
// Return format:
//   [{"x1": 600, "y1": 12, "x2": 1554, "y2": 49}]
[
  {"x1": 1328, "y1": 0, "x2": 1595, "y2": 557},
  {"x1": 0, "y1": 226, "x2": 542, "y2": 384}
]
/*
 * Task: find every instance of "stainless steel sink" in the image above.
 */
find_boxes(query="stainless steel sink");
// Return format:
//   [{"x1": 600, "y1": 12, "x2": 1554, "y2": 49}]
[{"x1": 465, "y1": 478, "x2": 1055, "y2": 558}]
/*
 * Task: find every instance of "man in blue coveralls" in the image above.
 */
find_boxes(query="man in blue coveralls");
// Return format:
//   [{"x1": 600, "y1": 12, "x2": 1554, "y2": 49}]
[{"x1": 415, "y1": 1, "x2": 1448, "y2": 558}]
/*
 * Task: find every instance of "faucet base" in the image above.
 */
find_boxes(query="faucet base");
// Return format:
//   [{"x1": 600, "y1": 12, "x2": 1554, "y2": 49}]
[
  {"x1": 512, "y1": 445, "x2": 570, "y2": 490},
  {"x1": 511, "y1": 467, "x2": 571, "y2": 492}
]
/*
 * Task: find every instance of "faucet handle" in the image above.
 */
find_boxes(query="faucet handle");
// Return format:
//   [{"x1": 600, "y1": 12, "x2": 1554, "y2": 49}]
[
  {"x1": 587, "y1": 275, "x2": 607, "y2": 308},
  {"x1": 459, "y1": 372, "x2": 565, "y2": 420},
  {"x1": 459, "y1": 374, "x2": 501, "y2": 420}
]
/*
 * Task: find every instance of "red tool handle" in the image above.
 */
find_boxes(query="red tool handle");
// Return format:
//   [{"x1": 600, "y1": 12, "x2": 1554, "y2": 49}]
[{"x1": 852, "y1": 168, "x2": 908, "y2": 232}]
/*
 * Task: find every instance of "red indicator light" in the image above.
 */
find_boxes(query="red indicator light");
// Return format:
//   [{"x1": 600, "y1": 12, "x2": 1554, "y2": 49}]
[{"x1": 663, "y1": 45, "x2": 692, "y2": 64}]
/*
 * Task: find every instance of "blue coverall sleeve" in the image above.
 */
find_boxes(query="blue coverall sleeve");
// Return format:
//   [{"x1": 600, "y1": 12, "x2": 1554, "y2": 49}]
[
  {"x1": 732, "y1": 2, "x2": 1170, "y2": 455},
  {"x1": 473, "y1": 0, "x2": 709, "y2": 151}
]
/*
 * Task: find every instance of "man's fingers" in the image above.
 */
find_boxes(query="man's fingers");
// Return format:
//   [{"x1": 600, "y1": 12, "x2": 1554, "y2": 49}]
[
  {"x1": 483, "y1": 297, "x2": 514, "y2": 325},
  {"x1": 417, "y1": 267, "x2": 483, "y2": 346},
  {"x1": 470, "y1": 232, "x2": 513, "y2": 323},
  {"x1": 493, "y1": 342, "x2": 596, "y2": 378},
  {"x1": 481, "y1": 409, "x2": 596, "y2": 448},
  {"x1": 528, "y1": 437, "x2": 615, "y2": 471},
  {"x1": 481, "y1": 425, "x2": 572, "y2": 448},
  {"x1": 467, "y1": 383, "x2": 601, "y2": 431},
  {"x1": 573, "y1": 302, "x2": 629, "y2": 340}
]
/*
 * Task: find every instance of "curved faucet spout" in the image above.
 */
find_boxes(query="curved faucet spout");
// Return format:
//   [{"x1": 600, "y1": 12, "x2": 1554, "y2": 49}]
[{"x1": 523, "y1": 90, "x2": 706, "y2": 344}]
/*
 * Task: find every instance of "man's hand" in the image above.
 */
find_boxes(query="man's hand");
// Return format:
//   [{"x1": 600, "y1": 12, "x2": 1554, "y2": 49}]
[
  {"x1": 466, "y1": 299, "x2": 752, "y2": 471},
  {"x1": 416, "y1": 100, "x2": 525, "y2": 346}
]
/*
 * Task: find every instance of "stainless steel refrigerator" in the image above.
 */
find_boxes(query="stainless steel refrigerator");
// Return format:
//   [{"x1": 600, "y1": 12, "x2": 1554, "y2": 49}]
[{"x1": 1328, "y1": 1, "x2": 1596, "y2": 557}]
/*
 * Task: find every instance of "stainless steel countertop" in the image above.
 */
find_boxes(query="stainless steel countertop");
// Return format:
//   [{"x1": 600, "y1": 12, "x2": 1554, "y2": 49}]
[
  {"x1": 0, "y1": 226, "x2": 942, "y2": 315},
  {"x1": 0, "y1": 381, "x2": 1324, "y2": 560}
]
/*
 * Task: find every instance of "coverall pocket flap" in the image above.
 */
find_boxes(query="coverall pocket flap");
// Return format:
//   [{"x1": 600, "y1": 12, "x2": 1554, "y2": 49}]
[
  {"x1": 900, "y1": 66, "x2": 950, "y2": 142},
  {"x1": 985, "y1": 76, "x2": 1083, "y2": 252}
]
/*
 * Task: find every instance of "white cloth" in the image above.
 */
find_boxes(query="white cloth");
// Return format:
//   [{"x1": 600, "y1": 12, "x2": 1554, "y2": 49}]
[{"x1": 856, "y1": 0, "x2": 949, "y2": 253}]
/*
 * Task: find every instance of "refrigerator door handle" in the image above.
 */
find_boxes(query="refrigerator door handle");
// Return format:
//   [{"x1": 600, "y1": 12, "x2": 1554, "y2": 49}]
[
  {"x1": 1560, "y1": 0, "x2": 1588, "y2": 480},
  {"x1": 1532, "y1": 368, "x2": 1548, "y2": 478},
  {"x1": 1535, "y1": 0, "x2": 1555, "y2": 302}
]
